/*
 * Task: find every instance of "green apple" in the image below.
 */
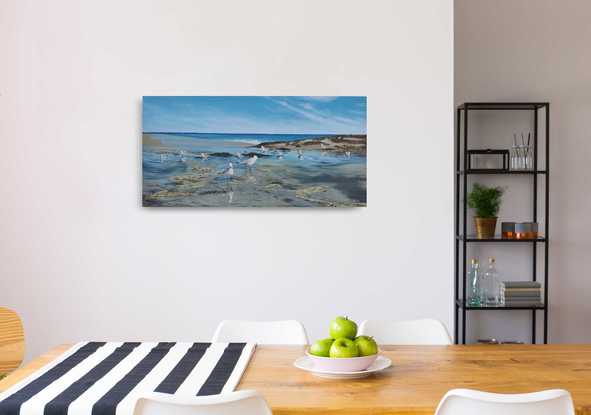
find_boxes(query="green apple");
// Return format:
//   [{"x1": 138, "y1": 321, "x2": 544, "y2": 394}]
[
  {"x1": 329, "y1": 338, "x2": 359, "y2": 358},
  {"x1": 354, "y1": 335, "x2": 378, "y2": 356},
  {"x1": 309, "y1": 338, "x2": 334, "y2": 357},
  {"x1": 329, "y1": 316, "x2": 358, "y2": 340}
]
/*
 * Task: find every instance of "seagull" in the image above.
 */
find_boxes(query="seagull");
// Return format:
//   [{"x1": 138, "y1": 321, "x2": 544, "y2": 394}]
[
  {"x1": 345, "y1": 151, "x2": 351, "y2": 159},
  {"x1": 261, "y1": 145, "x2": 267, "y2": 153},
  {"x1": 297, "y1": 149, "x2": 304, "y2": 160},
  {"x1": 221, "y1": 162, "x2": 234, "y2": 178},
  {"x1": 276, "y1": 150, "x2": 284, "y2": 160},
  {"x1": 243, "y1": 155, "x2": 258, "y2": 173},
  {"x1": 244, "y1": 154, "x2": 258, "y2": 167},
  {"x1": 200, "y1": 152, "x2": 209, "y2": 160}
]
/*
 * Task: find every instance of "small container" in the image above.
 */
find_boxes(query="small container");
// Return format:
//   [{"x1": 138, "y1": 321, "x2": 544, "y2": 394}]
[
  {"x1": 468, "y1": 149, "x2": 510, "y2": 171},
  {"x1": 477, "y1": 339, "x2": 499, "y2": 344},
  {"x1": 501, "y1": 222, "x2": 516, "y2": 239},
  {"x1": 515, "y1": 222, "x2": 539, "y2": 239}
]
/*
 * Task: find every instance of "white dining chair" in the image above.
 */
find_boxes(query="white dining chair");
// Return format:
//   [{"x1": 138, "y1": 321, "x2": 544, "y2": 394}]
[
  {"x1": 435, "y1": 388, "x2": 575, "y2": 415},
  {"x1": 134, "y1": 390, "x2": 272, "y2": 415},
  {"x1": 212, "y1": 320, "x2": 309, "y2": 345},
  {"x1": 358, "y1": 318, "x2": 452, "y2": 345}
]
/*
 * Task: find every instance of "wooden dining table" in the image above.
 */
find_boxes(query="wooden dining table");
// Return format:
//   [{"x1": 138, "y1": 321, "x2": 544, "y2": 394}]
[{"x1": 2, "y1": 344, "x2": 591, "y2": 414}]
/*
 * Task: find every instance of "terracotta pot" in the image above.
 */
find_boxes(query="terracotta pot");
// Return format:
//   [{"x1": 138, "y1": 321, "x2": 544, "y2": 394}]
[{"x1": 474, "y1": 217, "x2": 497, "y2": 239}]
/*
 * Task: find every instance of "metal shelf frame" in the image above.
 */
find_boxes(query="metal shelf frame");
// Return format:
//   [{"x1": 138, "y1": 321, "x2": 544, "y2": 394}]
[{"x1": 454, "y1": 102, "x2": 550, "y2": 344}]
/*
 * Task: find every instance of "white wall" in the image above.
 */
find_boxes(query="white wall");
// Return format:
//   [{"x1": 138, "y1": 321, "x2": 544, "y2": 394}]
[
  {"x1": 0, "y1": 0, "x2": 453, "y2": 360},
  {"x1": 455, "y1": 0, "x2": 591, "y2": 343}
]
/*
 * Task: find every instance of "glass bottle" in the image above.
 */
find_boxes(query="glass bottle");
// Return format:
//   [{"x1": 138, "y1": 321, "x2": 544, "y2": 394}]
[
  {"x1": 468, "y1": 259, "x2": 482, "y2": 307},
  {"x1": 510, "y1": 144, "x2": 518, "y2": 170},
  {"x1": 526, "y1": 144, "x2": 533, "y2": 170},
  {"x1": 483, "y1": 257, "x2": 502, "y2": 306}
]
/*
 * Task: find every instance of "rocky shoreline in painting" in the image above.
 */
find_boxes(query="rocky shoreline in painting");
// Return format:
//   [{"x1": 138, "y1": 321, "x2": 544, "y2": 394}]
[
  {"x1": 142, "y1": 133, "x2": 367, "y2": 207},
  {"x1": 253, "y1": 135, "x2": 367, "y2": 154}
]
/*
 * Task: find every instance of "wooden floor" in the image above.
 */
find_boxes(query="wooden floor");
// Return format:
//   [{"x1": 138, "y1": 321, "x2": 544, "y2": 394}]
[{"x1": 2, "y1": 344, "x2": 591, "y2": 414}]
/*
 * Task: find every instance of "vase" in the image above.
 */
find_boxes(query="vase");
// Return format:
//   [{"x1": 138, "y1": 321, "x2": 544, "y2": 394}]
[{"x1": 474, "y1": 217, "x2": 497, "y2": 239}]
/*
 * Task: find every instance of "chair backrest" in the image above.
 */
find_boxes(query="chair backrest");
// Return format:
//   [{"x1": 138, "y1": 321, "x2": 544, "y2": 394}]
[
  {"x1": 212, "y1": 320, "x2": 309, "y2": 345},
  {"x1": 358, "y1": 319, "x2": 451, "y2": 345},
  {"x1": 0, "y1": 307, "x2": 25, "y2": 375},
  {"x1": 435, "y1": 388, "x2": 575, "y2": 415},
  {"x1": 134, "y1": 390, "x2": 272, "y2": 415}
]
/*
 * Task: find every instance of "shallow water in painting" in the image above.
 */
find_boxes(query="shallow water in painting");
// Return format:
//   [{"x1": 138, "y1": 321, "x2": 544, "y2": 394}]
[{"x1": 142, "y1": 133, "x2": 367, "y2": 207}]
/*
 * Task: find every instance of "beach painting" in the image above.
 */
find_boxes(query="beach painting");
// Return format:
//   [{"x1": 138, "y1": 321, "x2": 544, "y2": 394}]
[{"x1": 142, "y1": 96, "x2": 367, "y2": 207}]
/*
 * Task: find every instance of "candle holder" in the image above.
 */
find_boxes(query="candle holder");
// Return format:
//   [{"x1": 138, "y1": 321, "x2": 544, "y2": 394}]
[
  {"x1": 515, "y1": 222, "x2": 539, "y2": 239},
  {"x1": 501, "y1": 222, "x2": 516, "y2": 239}
]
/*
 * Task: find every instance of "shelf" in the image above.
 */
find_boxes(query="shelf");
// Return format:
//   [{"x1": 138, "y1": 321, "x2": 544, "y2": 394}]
[
  {"x1": 455, "y1": 101, "x2": 550, "y2": 344},
  {"x1": 457, "y1": 235, "x2": 546, "y2": 243},
  {"x1": 457, "y1": 169, "x2": 547, "y2": 175},
  {"x1": 456, "y1": 300, "x2": 546, "y2": 311},
  {"x1": 457, "y1": 102, "x2": 549, "y2": 111}
]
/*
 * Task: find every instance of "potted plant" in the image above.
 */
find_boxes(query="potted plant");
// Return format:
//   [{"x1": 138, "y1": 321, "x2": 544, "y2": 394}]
[{"x1": 467, "y1": 183, "x2": 504, "y2": 239}]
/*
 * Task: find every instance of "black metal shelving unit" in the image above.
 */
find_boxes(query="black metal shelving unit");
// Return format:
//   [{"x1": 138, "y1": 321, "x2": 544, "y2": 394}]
[{"x1": 454, "y1": 102, "x2": 550, "y2": 345}]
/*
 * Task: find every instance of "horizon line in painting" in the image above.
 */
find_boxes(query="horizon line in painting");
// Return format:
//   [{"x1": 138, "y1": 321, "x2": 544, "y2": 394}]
[{"x1": 142, "y1": 96, "x2": 367, "y2": 207}]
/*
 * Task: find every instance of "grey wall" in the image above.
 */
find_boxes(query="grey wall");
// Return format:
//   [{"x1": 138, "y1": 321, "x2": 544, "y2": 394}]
[
  {"x1": 0, "y1": 0, "x2": 453, "y2": 360},
  {"x1": 455, "y1": 0, "x2": 591, "y2": 343}
]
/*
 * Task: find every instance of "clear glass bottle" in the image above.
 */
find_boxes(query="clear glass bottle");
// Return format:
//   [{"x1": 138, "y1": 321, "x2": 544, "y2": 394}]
[
  {"x1": 518, "y1": 145, "x2": 526, "y2": 169},
  {"x1": 510, "y1": 144, "x2": 518, "y2": 170},
  {"x1": 483, "y1": 257, "x2": 502, "y2": 306},
  {"x1": 525, "y1": 144, "x2": 533, "y2": 170},
  {"x1": 468, "y1": 259, "x2": 482, "y2": 307}
]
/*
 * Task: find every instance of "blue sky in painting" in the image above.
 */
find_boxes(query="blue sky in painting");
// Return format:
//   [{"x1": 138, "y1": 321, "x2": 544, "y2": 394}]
[{"x1": 143, "y1": 96, "x2": 367, "y2": 134}]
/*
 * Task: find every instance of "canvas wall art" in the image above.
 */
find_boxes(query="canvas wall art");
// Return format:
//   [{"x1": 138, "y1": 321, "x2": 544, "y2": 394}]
[{"x1": 142, "y1": 96, "x2": 367, "y2": 207}]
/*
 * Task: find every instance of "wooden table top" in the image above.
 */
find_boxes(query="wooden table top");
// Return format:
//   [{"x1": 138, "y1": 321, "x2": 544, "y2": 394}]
[{"x1": 2, "y1": 344, "x2": 591, "y2": 415}]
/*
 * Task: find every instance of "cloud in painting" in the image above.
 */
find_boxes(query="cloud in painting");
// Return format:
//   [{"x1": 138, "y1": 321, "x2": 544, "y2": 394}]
[
  {"x1": 298, "y1": 96, "x2": 338, "y2": 103},
  {"x1": 143, "y1": 96, "x2": 366, "y2": 134}
]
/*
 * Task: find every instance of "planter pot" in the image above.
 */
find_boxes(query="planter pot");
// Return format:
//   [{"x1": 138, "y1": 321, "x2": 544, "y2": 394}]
[{"x1": 474, "y1": 217, "x2": 497, "y2": 239}]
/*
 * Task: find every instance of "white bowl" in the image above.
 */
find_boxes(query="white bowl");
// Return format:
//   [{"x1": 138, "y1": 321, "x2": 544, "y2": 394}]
[{"x1": 305, "y1": 350, "x2": 379, "y2": 372}]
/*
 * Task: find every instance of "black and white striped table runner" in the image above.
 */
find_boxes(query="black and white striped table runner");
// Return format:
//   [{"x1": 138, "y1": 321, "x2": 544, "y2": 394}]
[{"x1": 0, "y1": 342, "x2": 256, "y2": 415}]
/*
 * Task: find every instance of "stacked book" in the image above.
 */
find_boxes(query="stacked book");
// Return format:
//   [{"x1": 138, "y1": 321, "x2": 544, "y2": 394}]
[{"x1": 502, "y1": 281, "x2": 543, "y2": 306}]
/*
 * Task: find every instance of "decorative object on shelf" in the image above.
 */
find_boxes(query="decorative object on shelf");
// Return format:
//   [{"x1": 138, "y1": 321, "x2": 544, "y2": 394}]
[
  {"x1": 477, "y1": 339, "x2": 525, "y2": 344},
  {"x1": 467, "y1": 183, "x2": 504, "y2": 239},
  {"x1": 515, "y1": 222, "x2": 539, "y2": 239},
  {"x1": 501, "y1": 222, "x2": 516, "y2": 238},
  {"x1": 477, "y1": 339, "x2": 499, "y2": 344},
  {"x1": 501, "y1": 221, "x2": 539, "y2": 240},
  {"x1": 482, "y1": 257, "x2": 503, "y2": 306},
  {"x1": 142, "y1": 96, "x2": 367, "y2": 207},
  {"x1": 511, "y1": 132, "x2": 533, "y2": 171},
  {"x1": 468, "y1": 259, "x2": 482, "y2": 307},
  {"x1": 501, "y1": 281, "x2": 542, "y2": 306},
  {"x1": 467, "y1": 149, "x2": 510, "y2": 171}
]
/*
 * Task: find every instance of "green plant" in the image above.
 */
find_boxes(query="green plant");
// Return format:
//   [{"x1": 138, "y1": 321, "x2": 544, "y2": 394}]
[{"x1": 468, "y1": 183, "x2": 504, "y2": 217}]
